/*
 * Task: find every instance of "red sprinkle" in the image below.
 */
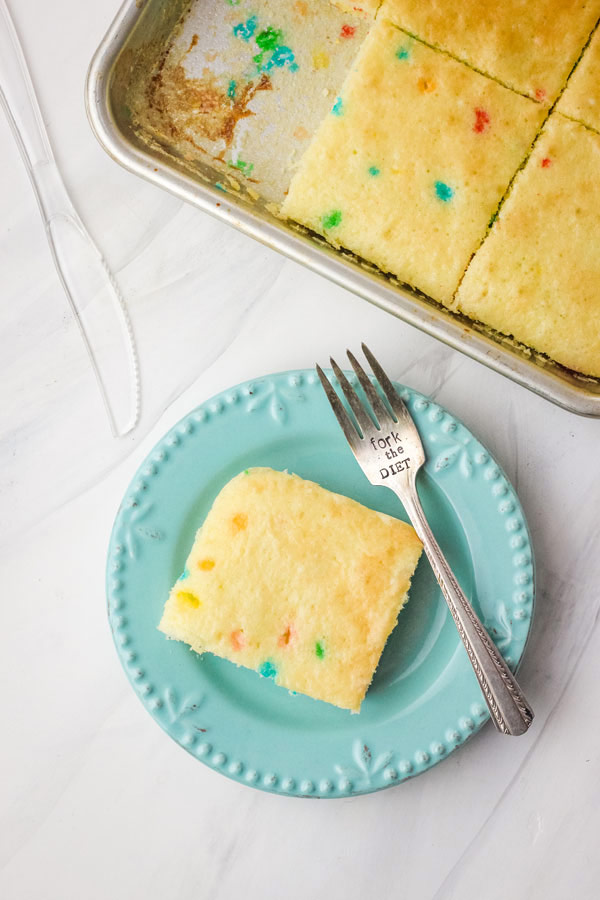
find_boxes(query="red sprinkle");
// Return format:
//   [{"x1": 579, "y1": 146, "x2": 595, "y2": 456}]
[
  {"x1": 340, "y1": 24, "x2": 356, "y2": 38},
  {"x1": 535, "y1": 88, "x2": 547, "y2": 102},
  {"x1": 473, "y1": 107, "x2": 491, "y2": 133},
  {"x1": 541, "y1": 157, "x2": 552, "y2": 168}
]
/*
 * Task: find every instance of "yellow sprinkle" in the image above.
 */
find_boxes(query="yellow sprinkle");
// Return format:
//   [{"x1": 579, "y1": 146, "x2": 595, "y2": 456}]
[
  {"x1": 176, "y1": 590, "x2": 200, "y2": 609},
  {"x1": 312, "y1": 50, "x2": 330, "y2": 70},
  {"x1": 198, "y1": 558, "x2": 215, "y2": 571}
]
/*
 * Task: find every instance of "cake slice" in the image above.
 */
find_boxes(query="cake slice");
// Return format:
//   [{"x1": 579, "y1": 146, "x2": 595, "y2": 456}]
[
  {"x1": 281, "y1": 17, "x2": 546, "y2": 305},
  {"x1": 159, "y1": 467, "x2": 423, "y2": 712},
  {"x1": 379, "y1": 0, "x2": 600, "y2": 103},
  {"x1": 557, "y1": 26, "x2": 600, "y2": 133},
  {"x1": 455, "y1": 114, "x2": 600, "y2": 377}
]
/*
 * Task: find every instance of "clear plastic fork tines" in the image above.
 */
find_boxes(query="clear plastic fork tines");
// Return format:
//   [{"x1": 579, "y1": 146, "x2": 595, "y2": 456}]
[{"x1": 317, "y1": 344, "x2": 534, "y2": 736}]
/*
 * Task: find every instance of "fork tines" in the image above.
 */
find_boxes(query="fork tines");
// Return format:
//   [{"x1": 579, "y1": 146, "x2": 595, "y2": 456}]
[{"x1": 316, "y1": 343, "x2": 409, "y2": 443}]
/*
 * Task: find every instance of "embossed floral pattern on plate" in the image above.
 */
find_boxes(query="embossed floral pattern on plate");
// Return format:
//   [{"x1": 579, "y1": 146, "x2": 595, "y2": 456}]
[{"x1": 107, "y1": 370, "x2": 534, "y2": 798}]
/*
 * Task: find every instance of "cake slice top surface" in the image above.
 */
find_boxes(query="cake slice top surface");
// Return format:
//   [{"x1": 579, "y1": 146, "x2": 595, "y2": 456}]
[
  {"x1": 159, "y1": 467, "x2": 423, "y2": 712},
  {"x1": 455, "y1": 114, "x2": 600, "y2": 377},
  {"x1": 282, "y1": 17, "x2": 545, "y2": 304},
  {"x1": 379, "y1": 0, "x2": 600, "y2": 102},
  {"x1": 557, "y1": 26, "x2": 600, "y2": 133}
]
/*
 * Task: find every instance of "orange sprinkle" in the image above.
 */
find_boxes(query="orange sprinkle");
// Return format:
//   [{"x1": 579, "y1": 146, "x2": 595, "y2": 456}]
[
  {"x1": 534, "y1": 88, "x2": 547, "y2": 102},
  {"x1": 278, "y1": 624, "x2": 296, "y2": 647},
  {"x1": 231, "y1": 513, "x2": 248, "y2": 532},
  {"x1": 293, "y1": 125, "x2": 310, "y2": 141},
  {"x1": 198, "y1": 558, "x2": 215, "y2": 570},
  {"x1": 230, "y1": 629, "x2": 245, "y2": 651},
  {"x1": 418, "y1": 77, "x2": 436, "y2": 93},
  {"x1": 541, "y1": 157, "x2": 552, "y2": 168}
]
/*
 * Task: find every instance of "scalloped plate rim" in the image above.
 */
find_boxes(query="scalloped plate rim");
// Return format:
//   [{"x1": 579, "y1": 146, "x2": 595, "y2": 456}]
[{"x1": 106, "y1": 368, "x2": 535, "y2": 798}]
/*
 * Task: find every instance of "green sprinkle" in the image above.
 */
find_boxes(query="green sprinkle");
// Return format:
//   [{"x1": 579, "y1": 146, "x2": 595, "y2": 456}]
[
  {"x1": 368, "y1": 165, "x2": 381, "y2": 177},
  {"x1": 256, "y1": 26, "x2": 283, "y2": 52},
  {"x1": 227, "y1": 79, "x2": 237, "y2": 99},
  {"x1": 243, "y1": 469, "x2": 250, "y2": 475},
  {"x1": 396, "y1": 46, "x2": 410, "y2": 60},
  {"x1": 322, "y1": 209, "x2": 342, "y2": 230},
  {"x1": 229, "y1": 158, "x2": 254, "y2": 175},
  {"x1": 259, "y1": 660, "x2": 277, "y2": 679},
  {"x1": 226, "y1": 0, "x2": 241, "y2": 6},
  {"x1": 315, "y1": 641, "x2": 325, "y2": 659}
]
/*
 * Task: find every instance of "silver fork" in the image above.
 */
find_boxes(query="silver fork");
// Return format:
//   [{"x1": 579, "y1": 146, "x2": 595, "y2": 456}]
[{"x1": 317, "y1": 344, "x2": 534, "y2": 736}]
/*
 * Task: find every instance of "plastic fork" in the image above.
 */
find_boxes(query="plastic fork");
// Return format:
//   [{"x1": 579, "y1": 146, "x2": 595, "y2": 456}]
[{"x1": 317, "y1": 344, "x2": 534, "y2": 736}]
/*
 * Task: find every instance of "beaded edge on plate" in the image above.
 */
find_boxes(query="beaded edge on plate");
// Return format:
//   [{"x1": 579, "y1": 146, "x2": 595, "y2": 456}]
[{"x1": 106, "y1": 370, "x2": 534, "y2": 797}]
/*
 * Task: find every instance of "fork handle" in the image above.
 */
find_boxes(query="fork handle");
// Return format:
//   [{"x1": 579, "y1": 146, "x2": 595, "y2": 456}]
[{"x1": 400, "y1": 487, "x2": 534, "y2": 736}]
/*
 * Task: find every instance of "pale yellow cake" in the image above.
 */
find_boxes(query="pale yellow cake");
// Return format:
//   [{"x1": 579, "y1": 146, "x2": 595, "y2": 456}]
[
  {"x1": 455, "y1": 114, "x2": 600, "y2": 377},
  {"x1": 379, "y1": 0, "x2": 600, "y2": 102},
  {"x1": 281, "y1": 17, "x2": 545, "y2": 304},
  {"x1": 159, "y1": 468, "x2": 423, "y2": 712},
  {"x1": 557, "y1": 27, "x2": 600, "y2": 134}
]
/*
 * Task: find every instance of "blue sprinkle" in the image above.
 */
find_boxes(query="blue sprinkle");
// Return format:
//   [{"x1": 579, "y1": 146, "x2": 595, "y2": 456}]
[
  {"x1": 177, "y1": 566, "x2": 190, "y2": 581},
  {"x1": 259, "y1": 660, "x2": 277, "y2": 679},
  {"x1": 368, "y1": 165, "x2": 381, "y2": 176},
  {"x1": 227, "y1": 79, "x2": 237, "y2": 99},
  {"x1": 332, "y1": 96, "x2": 343, "y2": 116},
  {"x1": 215, "y1": 182, "x2": 227, "y2": 192},
  {"x1": 396, "y1": 46, "x2": 410, "y2": 60},
  {"x1": 435, "y1": 180, "x2": 454, "y2": 202},
  {"x1": 262, "y1": 45, "x2": 297, "y2": 71},
  {"x1": 233, "y1": 16, "x2": 257, "y2": 41}
]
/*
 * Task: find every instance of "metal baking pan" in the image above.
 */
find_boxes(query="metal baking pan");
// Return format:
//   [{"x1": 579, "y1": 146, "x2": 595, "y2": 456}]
[{"x1": 86, "y1": 0, "x2": 600, "y2": 416}]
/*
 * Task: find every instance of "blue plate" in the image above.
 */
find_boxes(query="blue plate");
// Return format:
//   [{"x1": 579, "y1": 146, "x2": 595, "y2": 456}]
[{"x1": 107, "y1": 371, "x2": 534, "y2": 797}]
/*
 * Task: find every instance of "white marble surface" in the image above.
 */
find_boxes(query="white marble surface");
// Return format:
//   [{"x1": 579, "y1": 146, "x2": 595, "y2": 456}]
[{"x1": 2, "y1": 1, "x2": 600, "y2": 898}]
